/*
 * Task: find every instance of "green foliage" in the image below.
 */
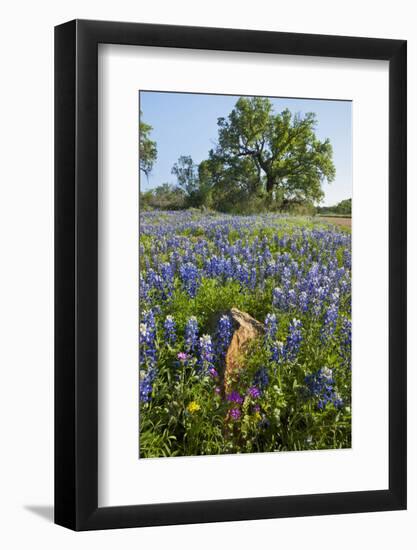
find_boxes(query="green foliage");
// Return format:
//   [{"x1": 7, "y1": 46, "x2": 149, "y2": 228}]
[
  {"x1": 139, "y1": 111, "x2": 157, "y2": 177},
  {"x1": 317, "y1": 198, "x2": 352, "y2": 216},
  {"x1": 209, "y1": 97, "x2": 336, "y2": 206},
  {"x1": 140, "y1": 215, "x2": 351, "y2": 457},
  {"x1": 141, "y1": 97, "x2": 338, "y2": 215},
  {"x1": 171, "y1": 156, "x2": 214, "y2": 208},
  {"x1": 171, "y1": 155, "x2": 199, "y2": 195},
  {"x1": 141, "y1": 183, "x2": 186, "y2": 210}
]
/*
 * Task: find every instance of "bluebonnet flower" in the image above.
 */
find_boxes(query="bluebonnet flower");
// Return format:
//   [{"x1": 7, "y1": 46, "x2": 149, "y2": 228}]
[
  {"x1": 139, "y1": 367, "x2": 156, "y2": 403},
  {"x1": 272, "y1": 287, "x2": 286, "y2": 310},
  {"x1": 305, "y1": 366, "x2": 343, "y2": 410},
  {"x1": 185, "y1": 316, "x2": 199, "y2": 353},
  {"x1": 169, "y1": 250, "x2": 180, "y2": 272},
  {"x1": 142, "y1": 309, "x2": 156, "y2": 329},
  {"x1": 254, "y1": 367, "x2": 269, "y2": 390},
  {"x1": 139, "y1": 273, "x2": 150, "y2": 304},
  {"x1": 249, "y1": 267, "x2": 257, "y2": 289},
  {"x1": 235, "y1": 263, "x2": 250, "y2": 286},
  {"x1": 216, "y1": 314, "x2": 233, "y2": 362},
  {"x1": 163, "y1": 315, "x2": 176, "y2": 344},
  {"x1": 146, "y1": 268, "x2": 164, "y2": 295},
  {"x1": 271, "y1": 340, "x2": 284, "y2": 363},
  {"x1": 321, "y1": 302, "x2": 339, "y2": 342},
  {"x1": 265, "y1": 260, "x2": 276, "y2": 278},
  {"x1": 298, "y1": 291, "x2": 309, "y2": 313},
  {"x1": 139, "y1": 310, "x2": 158, "y2": 403},
  {"x1": 287, "y1": 288, "x2": 297, "y2": 309},
  {"x1": 281, "y1": 266, "x2": 292, "y2": 290},
  {"x1": 179, "y1": 262, "x2": 200, "y2": 298},
  {"x1": 343, "y1": 249, "x2": 351, "y2": 269},
  {"x1": 199, "y1": 334, "x2": 215, "y2": 373},
  {"x1": 264, "y1": 313, "x2": 277, "y2": 340},
  {"x1": 160, "y1": 262, "x2": 174, "y2": 298},
  {"x1": 340, "y1": 316, "x2": 352, "y2": 368},
  {"x1": 140, "y1": 310, "x2": 157, "y2": 366},
  {"x1": 284, "y1": 318, "x2": 302, "y2": 361}
]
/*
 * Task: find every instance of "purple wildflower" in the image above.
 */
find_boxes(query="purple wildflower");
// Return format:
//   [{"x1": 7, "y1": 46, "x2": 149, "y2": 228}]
[
  {"x1": 229, "y1": 408, "x2": 241, "y2": 421},
  {"x1": 248, "y1": 386, "x2": 261, "y2": 399},
  {"x1": 226, "y1": 391, "x2": 244, "y2": 405}
]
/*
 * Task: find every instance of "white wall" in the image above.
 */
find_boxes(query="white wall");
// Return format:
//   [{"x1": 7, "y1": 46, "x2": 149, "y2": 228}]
[{"x1": 0, "y1": 1, "x2": 415, "y2": 548}]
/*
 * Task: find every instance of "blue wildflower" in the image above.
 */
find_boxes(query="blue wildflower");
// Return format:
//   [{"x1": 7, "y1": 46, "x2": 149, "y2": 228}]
[
  {"x1": 179, "y1": 262, "x2": 200, "y2": 298},
  {"x1": 305, "y1": 366, "x2": 343, "y2": 410},
  {"x1": 163, "y1": 315, "x2": 176, "y2": 344},
  {"x1": 272, "y1": 287, "x2": 286, "y2": 310},
  {"x1": 321, "y1": 302, "x2": 339, "y2": 342},
  {"x1": 139, "y1": 367, "x2": 156, "y2": 403},
  {"x1": 284, "y1": 318, "x2": 302, "y2": 361},
  {"x1": 264, "y1": 313, "x2": 278, "y2": 340},
  {"x1": 216, "y1": 314, "x2": 233, "y2": 362},
  {"x1": 185, "y1": 316, "x2": 199, "y2": 353},
  {"x1": 254, "y1": 367, "x2": 269, "y2": 390},
  {"x1": 199, "y1": 334, "x2": 215, "y2": 373},
  {"x1": 340, "y1": 316, "x2": 351, "y2": 368}
]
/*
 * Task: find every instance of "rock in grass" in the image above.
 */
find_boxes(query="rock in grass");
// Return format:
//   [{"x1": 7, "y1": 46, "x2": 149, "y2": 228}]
[{"x1": 224, "y1": 308, "x2": 263, "y2": 392}]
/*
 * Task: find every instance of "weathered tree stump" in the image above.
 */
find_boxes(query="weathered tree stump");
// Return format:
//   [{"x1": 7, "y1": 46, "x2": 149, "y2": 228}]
[{"x1": 224, "y1": 308, "x2": 263, "y2": 392}]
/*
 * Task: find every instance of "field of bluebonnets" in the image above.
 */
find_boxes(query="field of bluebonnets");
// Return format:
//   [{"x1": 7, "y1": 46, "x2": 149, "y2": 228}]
[{"x1": 139, "y1": 210, "x2": 351, "y2": 457}]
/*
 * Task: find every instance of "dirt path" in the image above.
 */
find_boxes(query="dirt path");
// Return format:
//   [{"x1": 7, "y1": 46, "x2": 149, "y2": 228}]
[{"x1": 319, "y1": 216, "x2": 351, "y2": 228}]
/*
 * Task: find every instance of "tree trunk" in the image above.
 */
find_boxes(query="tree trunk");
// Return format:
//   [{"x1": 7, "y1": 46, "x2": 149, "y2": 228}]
[{"x1": 266, "y1": 174, "x2": 275, "y2": 192}]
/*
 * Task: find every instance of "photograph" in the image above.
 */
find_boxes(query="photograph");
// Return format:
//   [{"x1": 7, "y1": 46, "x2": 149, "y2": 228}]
[
  {"x1": 139, "y1": 91, "x2": 352, "y2": 458},
  {"x1": 0, "y1": 1, "x2": 409, "y2": 542}
]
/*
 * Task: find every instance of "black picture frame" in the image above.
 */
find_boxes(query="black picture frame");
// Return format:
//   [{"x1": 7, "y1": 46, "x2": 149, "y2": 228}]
[{"x1": 55, "y1": 19, "x2": 407, "y2": 531}]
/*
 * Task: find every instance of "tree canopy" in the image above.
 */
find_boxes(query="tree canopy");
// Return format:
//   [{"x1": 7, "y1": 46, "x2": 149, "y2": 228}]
[
  {"x1": 208, "y1": 97, "x2": 335, "y2": 206},
  {"x1": 144, "y1": 96, "x2": 340, "y2": 213},
  {"x1": 139, "y1": 111, "x2": 157, "y2": 177}
]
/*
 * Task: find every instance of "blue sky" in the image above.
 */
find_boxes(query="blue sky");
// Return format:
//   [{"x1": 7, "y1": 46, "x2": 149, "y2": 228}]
[{"x1": 140, "y1": 91, "x2": 352, "y2": 206}]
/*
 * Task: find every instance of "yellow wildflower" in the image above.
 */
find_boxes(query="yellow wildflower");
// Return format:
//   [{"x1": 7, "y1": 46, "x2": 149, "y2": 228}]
[{"x1": 187, "y1": 401, "x2": 200, "y2": 414}]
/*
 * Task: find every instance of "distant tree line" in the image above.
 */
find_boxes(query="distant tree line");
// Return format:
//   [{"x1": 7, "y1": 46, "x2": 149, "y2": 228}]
[
  {"x1": 140, "y1": 97, "x2": 337, "y2": 214},
  {"x1": 316, "y1": 198, "x2": 351, "y2": 216}
]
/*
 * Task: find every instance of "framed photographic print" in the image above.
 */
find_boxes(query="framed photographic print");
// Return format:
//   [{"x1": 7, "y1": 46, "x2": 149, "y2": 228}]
[{"x1": 55, "y1": 20, "x2": 407, "y2": 530}]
